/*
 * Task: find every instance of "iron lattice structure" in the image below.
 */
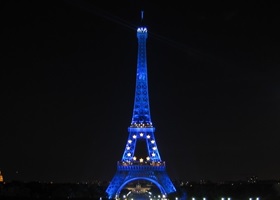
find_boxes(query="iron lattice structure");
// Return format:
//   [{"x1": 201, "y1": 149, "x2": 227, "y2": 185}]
[{"x1": 106, "y1": 17, "x2": 176, "y2": 199}]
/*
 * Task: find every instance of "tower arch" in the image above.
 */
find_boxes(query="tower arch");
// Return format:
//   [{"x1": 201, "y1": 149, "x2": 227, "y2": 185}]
[{"x1": 115, "y1": 177, "x2": 167, "y2": 199}]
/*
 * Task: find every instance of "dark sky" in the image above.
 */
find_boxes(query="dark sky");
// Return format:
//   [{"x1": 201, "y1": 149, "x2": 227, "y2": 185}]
[{"x1": 1, "y1": 0, "x2": 280, "y2": 183}]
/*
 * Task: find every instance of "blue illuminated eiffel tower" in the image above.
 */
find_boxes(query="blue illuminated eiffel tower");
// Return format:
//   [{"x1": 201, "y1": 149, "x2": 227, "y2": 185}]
[{"x1": 106, "y1": 12, "x2": 176, "y2": 199}]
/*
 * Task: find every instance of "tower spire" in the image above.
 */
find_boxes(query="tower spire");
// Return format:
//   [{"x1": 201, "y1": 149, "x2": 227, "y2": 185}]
[{"x1": 130, "y1": 11, "x2": 150, "y2": 126}]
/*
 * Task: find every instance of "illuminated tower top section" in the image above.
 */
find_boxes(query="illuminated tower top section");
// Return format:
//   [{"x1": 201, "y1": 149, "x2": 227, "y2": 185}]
[{"x1": 131, "y1": 11, "x2": 152, "y2": 127}]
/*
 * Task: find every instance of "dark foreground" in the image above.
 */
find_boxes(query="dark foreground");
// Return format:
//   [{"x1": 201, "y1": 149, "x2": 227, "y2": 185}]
[{"x1": 0, "y1": 180, "x2": 280, "y2": 200}]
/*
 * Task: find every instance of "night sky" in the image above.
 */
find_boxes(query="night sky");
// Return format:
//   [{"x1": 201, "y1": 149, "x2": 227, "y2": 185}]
[{"x1": 1, "y1": 0, "x2": 280, "y2": 183}]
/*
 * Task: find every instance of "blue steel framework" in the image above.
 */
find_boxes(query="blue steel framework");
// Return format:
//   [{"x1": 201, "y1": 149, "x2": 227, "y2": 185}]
[{"x1": 106, "y1": 14, "x2": 176, "y2": 199}]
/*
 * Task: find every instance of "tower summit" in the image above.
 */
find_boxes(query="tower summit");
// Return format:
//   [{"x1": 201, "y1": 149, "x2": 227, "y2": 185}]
[
  {"x1": 106, "y1": 12, "x2": 176, "y2": 199},
  {"x1": 131, "y1": 15, "x2": 151, "y2": 125}
]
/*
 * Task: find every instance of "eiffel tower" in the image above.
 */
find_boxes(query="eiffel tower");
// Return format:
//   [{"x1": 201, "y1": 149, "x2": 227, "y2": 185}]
[{"x1": 106, "y1": 12, "x2": 176, "y2": 199}]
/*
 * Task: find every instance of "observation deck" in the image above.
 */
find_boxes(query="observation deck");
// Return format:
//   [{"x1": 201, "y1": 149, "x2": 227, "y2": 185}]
[{"x1": 117, "y1": 161, "x2": 166, "y2": 171}]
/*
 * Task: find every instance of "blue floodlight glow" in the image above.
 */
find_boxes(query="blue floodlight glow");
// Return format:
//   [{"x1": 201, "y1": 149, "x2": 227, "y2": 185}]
[{"x1": 105, "y1": 12, "x2": 176, "y2": 199}]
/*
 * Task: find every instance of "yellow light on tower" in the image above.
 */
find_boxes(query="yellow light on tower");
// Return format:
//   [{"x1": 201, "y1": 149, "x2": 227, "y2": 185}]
[
  {"x1": 140, "y1": 158, "x2": 144, "y2": 163},
  {"x1": 133, "y1": 156, "x2": 137, "y2": 160}
]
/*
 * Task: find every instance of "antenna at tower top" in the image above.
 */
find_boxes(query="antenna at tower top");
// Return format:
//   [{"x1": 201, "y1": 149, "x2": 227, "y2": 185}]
[{"x1": 141, "y1": 10, "x2": 144, "y2": 21}]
